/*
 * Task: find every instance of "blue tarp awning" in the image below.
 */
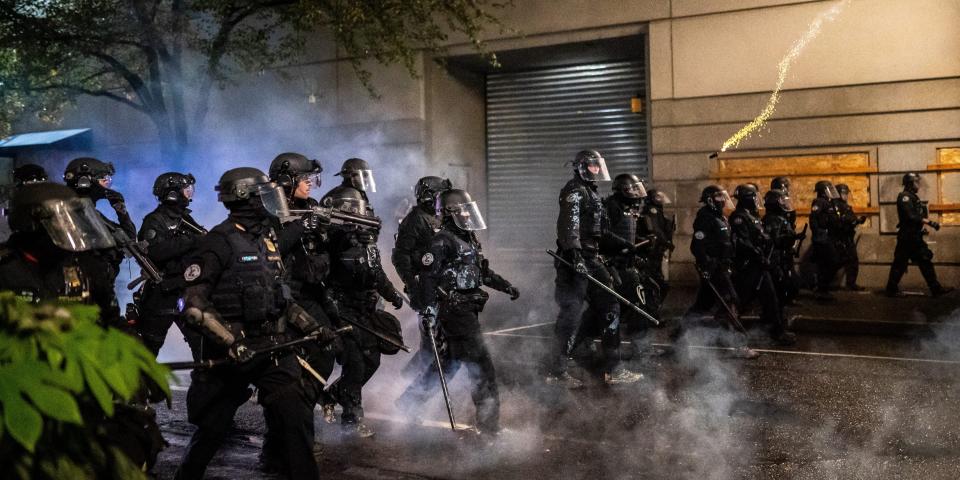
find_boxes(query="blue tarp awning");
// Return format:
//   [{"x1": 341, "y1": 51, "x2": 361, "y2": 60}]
[{"x1": 0, "y1": 128, "x2": 91, "y2": 148}]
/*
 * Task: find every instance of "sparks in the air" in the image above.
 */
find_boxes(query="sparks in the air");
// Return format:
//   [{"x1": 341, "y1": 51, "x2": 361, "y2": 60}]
[{"x1": 721, "y1": 0, "x2": 851, "y2": 152}]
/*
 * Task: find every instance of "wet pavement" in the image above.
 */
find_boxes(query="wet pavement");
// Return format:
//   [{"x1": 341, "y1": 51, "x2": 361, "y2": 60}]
[{"x1": 152, "y1": 289, "x2": 960, "y2": 479}]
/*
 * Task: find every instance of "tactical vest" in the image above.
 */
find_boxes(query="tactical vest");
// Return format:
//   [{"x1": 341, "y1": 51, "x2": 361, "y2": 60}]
[
  {"x1": 208, "y1": 225, "x2": 285, "y2": 328},
  {"x1": 0, "y1": 248, "x2": 92, "y2": 304},
  {"x1": 558, "y1": 179, "x2": 604, "y2": 250},
  {"x1": 438, "y1": 232, "x2": 484, "y2": 292},
  {"x1": 609, "y1": 200, "x2": 641, "y2": 246},
  {"x1": 332, "y1": 226, "x2": 383, "y2": 290}
]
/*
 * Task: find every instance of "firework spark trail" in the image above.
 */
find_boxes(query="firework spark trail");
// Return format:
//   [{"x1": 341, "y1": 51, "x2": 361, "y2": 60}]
[{"x1": 721, "y1": 0, "x2": 851, "y2": 152}]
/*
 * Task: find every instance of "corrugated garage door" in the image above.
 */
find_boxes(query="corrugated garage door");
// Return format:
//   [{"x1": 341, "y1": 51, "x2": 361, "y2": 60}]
[{"x1": 486, "y1": 60, "x2": 649, "y2": 258}]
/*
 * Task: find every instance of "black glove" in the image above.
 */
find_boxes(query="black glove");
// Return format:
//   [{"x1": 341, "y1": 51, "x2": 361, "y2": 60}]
[
  {"x1": 388, "y1": 292, "x2": 403, "y2": 310},
  {"x1": 505, "y1": 286, "x2": 520, "y2": 301},
  {"x1": 568, "y1": 249, "x2": 587, "y2": 274},
  {"x1": 420, "y1": 306, "x2": 438, "y2": 330},
  {"x1": 795, "y1": 230, "x2": 807, "y2": 241},
  {"x1": 103, "y1": 189, "x2": 125, "y2": 208},
  {"x1": 313, "y1": 325, "x2": 339, "y2": 345},
  {"x1": 228, "y1": 340, "x2": 255, "y2": 363},
  {"x1": 929, "y1": 220, "x2": 941, "y2": 231},
  {"x1": 301, "y1": 212, "x2": 327, "y2": 232}
]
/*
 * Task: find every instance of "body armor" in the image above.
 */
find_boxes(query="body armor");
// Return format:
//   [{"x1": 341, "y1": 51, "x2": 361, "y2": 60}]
[
  {"x1": 557, "y1": 178, "x2": 605, "y2": 252},
  {"x1": 690, "y1": 206, "x2": 734, "y2": 266},
  {"x1": 207, "y1": 222, "x2": 285, "y2": 329},
  {"x1": 436, "y1": 231, "x2": 484, "y2": 291}
]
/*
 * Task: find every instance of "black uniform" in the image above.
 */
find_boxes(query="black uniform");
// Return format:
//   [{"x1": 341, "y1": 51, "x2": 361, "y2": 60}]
[
  {"x1": 885, "y1": 190, "x2": 947, "y2": 295},
  {"x1": 0, "y1": 234, "x2": 93, "y2": 304},
  {"x1": 175, "y1": 216, "x2": 318, "y2": 480},
  {"x1": 685, "y1": 205, "x2": 738, "y2": 323},
  {"x1": 809, "y1": 197, "x2": 844, "y2": 294},
  {"x1": 763, "y1": 210, "x2": 802, "y2": 304},
  {"x1": 136, "y1": 204, "x2": 205, "y2": 356},
  {"x1": 640, "y1": 200, "x2": 674, "y2": 318},
  {"x1": 404, "y1": 227, "x2": 513, "y2": 432},
  {"x1": 729, "y1": 207, "x2": 789, "y2": 339},
  {"x1": 835, "y1": 198, "x2": 863, "y2": 289},
  {"x1": 552, "y1": 176, "x2": 633, "y2": 375},
  {"x1": 322, "y1": 184, "x2": 403, "y2": 426},
  {"x1": 605, "y1": 194, "x2": 654, "y2": 334}
]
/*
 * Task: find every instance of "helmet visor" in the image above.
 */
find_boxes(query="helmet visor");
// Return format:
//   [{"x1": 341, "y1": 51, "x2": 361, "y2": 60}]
[
  {"x1": 578, "y1": 156, "x2": 611, "y2": 182},
  {"x1": 257, "y1": 184, "x2": 291, "y2": 218},
  {"x1": 357, "y1": 169, "x2": 377, "y2": 192},
  {"x1": 780, "y1": 194, "x2": 795, "y2": 212},
  {"x1": 715, "y1": 190, "x2": 735, "y2": 211},
  {"x1": 183, "y1": 183, "x2": 195, "y2": 200},
  {"x1": 823, "y1": 184, "x2": 839, "y2": 200},
  {"x1": 450, "y1": 201, "x2": 487, "y2": 231},
  {"x1": 622, "y1": 181, "x2": 647, "y2": 199},
  {"x1": 40, "y1": 198, "x2": 117, "y2": 251}
]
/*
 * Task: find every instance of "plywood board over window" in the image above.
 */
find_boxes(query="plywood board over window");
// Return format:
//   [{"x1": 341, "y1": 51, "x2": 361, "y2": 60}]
[
  {"x1": 711, "y1": 152, "x2": 877, "y2": 228},
  {"x1": 928, "y1": 147, "x2": 960, "y2": 225}
]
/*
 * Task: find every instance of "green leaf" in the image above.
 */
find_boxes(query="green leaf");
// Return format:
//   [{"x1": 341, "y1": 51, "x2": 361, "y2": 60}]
[
  {"x1": 78, "y1": 355, "x2": 113, "y2": 416},
  {"x1": 23, "y1": 383, "x2": 82, "y2": 425},
  {"x1": 4, "y1": 393, "x2": 42, "y2": 452}
]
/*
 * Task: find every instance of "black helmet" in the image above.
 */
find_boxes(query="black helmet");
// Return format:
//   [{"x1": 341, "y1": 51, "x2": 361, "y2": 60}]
[
  {"x1": 612, "y1": 173, "x2": 647, "y2": 199},
  {"x1": 815, "y1": 180, "x2": 839, "y2": 199},
  {"x1": 7, "y1": 183, "x2": 116, "y2": 251},
  {"x1": 63, "y1": 157, "x2": 115, "y2": 193},
  {"x1": 733, "y1": 184, "x2": 760, "y2": 211},
  {"x1": 438, "y1": 189, "x2": 486, "y2": 231},
  {"x1": 764, "y1": 188, "x2": 794, "y2": 213},
  {"x1": 902, "y1": 172, "x2": 921, "y2": 192},
  {"x1": 322, "y1": 185, "x2": 369, "y2": 216},
  {"x1": 216, "y1": 167, "x2": 288, "y2": 217},
  {"x1": 414, "y1": 176, "x2": 452, "y2": 205},
  {"x1": 269, "y1": 152, "x2": 322, "y2": 193},
  {"x1": 335, "y1": 157, "x2": 376, "y2": 192},
  {"x1": 770, "y1": 176, "x2": 791, "y2": 193},
  {"x1": 153, "y1": 172, "x2": 196, "y2": 204},
  {"x1": 700, "y1": 184, "x2": 733, "y2": 212},
  {"x1": 646, "y1": 188, "x2": 672, "y2": 207},
  {"x1": 12, "y1": 164, "x2": 49, "y2": 186},
  {"x1": 572, "y1": 150, "x2": 611, "y2": 183}
]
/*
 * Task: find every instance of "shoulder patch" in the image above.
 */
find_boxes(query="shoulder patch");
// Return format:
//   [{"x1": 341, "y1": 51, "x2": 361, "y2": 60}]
[
  {"x1": 811, "y1": 205, "x2": 819, "y2": 212},
  {"x1": 901, "y1": 195, "x2": 910, "y2": 202},
  {"x1": 421, "y1": 252, "x2": 434, "y2": 266},
  {"x1": 566, "y1": 192, "x2": 581, "y2": 203},
  {"x1": 649, "y1": 207, "x2": 657, "y2": 214},
  {"x1": 732, "y1": 217, "x2": 743, "y2": 225},
  {"x1": 694, "y1": 231, "x2": 705, "y2": 240},
  {"x1": 184, "y1": 264, "x2": 202, "y2": 282}
]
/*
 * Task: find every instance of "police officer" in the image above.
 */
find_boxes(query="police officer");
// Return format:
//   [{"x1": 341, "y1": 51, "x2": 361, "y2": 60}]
[
  {"x1": 809, "y1": 180, "x2": 843, "y2": 299},
  {"x1": 321, "y1": 158, "x2": 404, "y2": 437},
  {"x1": 135, "y1": 172, "x2": 205, "y2": 356},
  {"x1": 730, "y1": 185, "x2": 794, "y2": 345},
  {"x1": 63, "y1": 157, "x2": 133, "y2": 326},
  {"x1": 770, "y1": 176, "x2": 796, "y2": 226},
  {"x1": 401, "y1": 189, "x2": 517, "y2": 434},
  {"x1": 835, "y1": 183, "x2": 866, "y2": 291},
  {"x1": 885, "y1": 173, "x2": 953, "y2": 297},
  {"x1": 763, "y1": 188, "x2": 804, "y2": 305},
  {"x1": 641, "y1": 187, "x2": 675, "y2": 319},
  {"x1": 681, "y1": 185, "x2": 757, "y2": 358},
  {"x1": 605, "y1": 174, "x2": 655, "y2": 338},
  {"x1": 0, "y1": 182, "x2": 166, "y2": 473},
  {"x1": 548, "y1": 150, "x2": 642, "y2": 388},
  {"x1": 392, "y1": 176, "x2": 453, "y2": 380}
]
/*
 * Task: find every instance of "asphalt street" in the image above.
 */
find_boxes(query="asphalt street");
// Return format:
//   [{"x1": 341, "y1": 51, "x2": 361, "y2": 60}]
[{"x1": 151, "y1": 290, "x2": 960, "y2": 479}]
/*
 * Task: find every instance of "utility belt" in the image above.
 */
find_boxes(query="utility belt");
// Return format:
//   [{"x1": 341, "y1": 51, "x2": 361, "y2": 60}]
[
  {"x1": 224, "y1": 319, "x2": 288, "y2": 340},
  {"x1": 331, "y1": 288, "x2": 379, "y2": 310},
  {"x1": 440, "y1": 288, "x2": 489, "y2": 315}
]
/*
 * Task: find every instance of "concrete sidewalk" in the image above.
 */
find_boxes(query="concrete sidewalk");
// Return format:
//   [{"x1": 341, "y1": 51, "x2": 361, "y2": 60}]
[{"x1": 660, "y1": 284, "x2": 960, "y2": 336}]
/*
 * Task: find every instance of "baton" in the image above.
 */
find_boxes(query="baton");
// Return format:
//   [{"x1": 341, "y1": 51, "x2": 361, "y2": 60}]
[
  {"x1": 547, "y1": 250, "x2": 659, "y2": 326},
  {"x1": 336, "y1": 315, "x2": 411, "y2": 353},
  {"x1": 163, "y1": 326, "x2": 352, "y2": 370},
  {"x1": 698, "y1": 272, "x2": 747, "y2": 334},
  {"x1": 424, "y1": 317, "x2": 457, "y2": 431}
]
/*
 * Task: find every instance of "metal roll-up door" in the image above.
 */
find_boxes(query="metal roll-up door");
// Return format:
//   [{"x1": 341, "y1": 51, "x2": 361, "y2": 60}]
[{"x1": 486, "y1": 60, "x2": 649, "y2": 257}]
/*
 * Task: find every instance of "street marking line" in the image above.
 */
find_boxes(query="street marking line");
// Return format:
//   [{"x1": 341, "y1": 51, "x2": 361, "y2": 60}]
[{"x1": 483, "y1": 322, "x2": 553, "y2": 335}]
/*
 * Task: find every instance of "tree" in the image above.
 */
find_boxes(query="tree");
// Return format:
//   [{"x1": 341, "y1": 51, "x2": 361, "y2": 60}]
[{"x1": 0, "y1": 1, "x2": 506, "y2": 167}]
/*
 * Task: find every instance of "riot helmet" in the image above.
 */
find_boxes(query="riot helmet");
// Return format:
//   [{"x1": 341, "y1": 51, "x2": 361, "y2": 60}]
[
  {"x1": 216, "y1": 167, "x2": 289, "y2": 217},
  {"x1": 63, "y1": 157, "x2": 115, "y2": 196},
  {"x1": 836, "y1": 183, "x2": 851, "y2": 203},
  {"x1": 269, "y1": 152, "x2": 322, "y2": 200},
  {"x1": 814, "y1": 180, "x2": 839, "y2": 200},
  {"x1": 763, "y1": 188, "x2": 794, "y2": 213},
  {"x1": 646, "y1": 188, "x2": 672, "y2": 207},
  {"x1": 700, "y1": 184, "x2": 734, "y2": 213},
  {"x1": 414, "y1": 176, "x2": 453, "y2": 206},
  {"x1": 335, "y1": 158, "x2": 376, "y2": 192},
  {"x1": 7, "y1": 183, "x2": 116, "y2": 251},
  {"x1": 438, "y1": 189, "x2": 486, "y2": 231},
  {"x1": 322, "y1": 185, "x2": 370, "y2": 216},
  {"x1": 612, "y1": 173, "x2": 647, "y2": 200},
  {"x1": 733, "y1": 184, "x2": 760, "y2": 211},
  {"x1": 572, "y1": 150, "x2": 611, "y2": 183},
  {"x1": 771, "y1": 176, "x2": 791, "y2": 194},
  {"x1": 13, "y1": 164, "x2": 49, "y2": 186},
  {"x1": 153, "y1": 172, "x2": 196, "y2": 205},
  {"x1": 902, "y1": 172, "x2": 921, "y2": 193}
]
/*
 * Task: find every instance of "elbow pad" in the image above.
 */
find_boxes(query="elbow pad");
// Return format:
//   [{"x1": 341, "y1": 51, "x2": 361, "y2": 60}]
[{"x1": 184, "y1": 306, "x2": 235, "y2": 346}]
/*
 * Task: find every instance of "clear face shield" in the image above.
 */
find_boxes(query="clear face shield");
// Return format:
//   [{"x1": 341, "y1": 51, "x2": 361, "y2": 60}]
[
  {"x1": 823, "y1": 184, "x2": 839, "y2": 200},
  {"x1": 578, "y1": 157, "x2": 611, "y2": 183},
  {"x1": 450, "y1": 201, "x2": 487, "y2": 231},
  {"x1": 40, "y1": 198, "x2": 117, "y2": 251},
  {"x1": 780, "y1": 194, "x2": 795, "y2": 212},
  {"x1": 351, "y1": 169, "x2": 377, "y2": 192},
  {"x1": 182, "y1": 183, "x2": 195, "y2": 200},
  {"x1": 714, "y1": 190, "x2": 735, "y2": 211},
  {"x1": 622, "y1": 181, "x2": 647, "y2": 199},
  {"x1": 256, "y1": 183, "x2": 291, "y2": 218}
]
